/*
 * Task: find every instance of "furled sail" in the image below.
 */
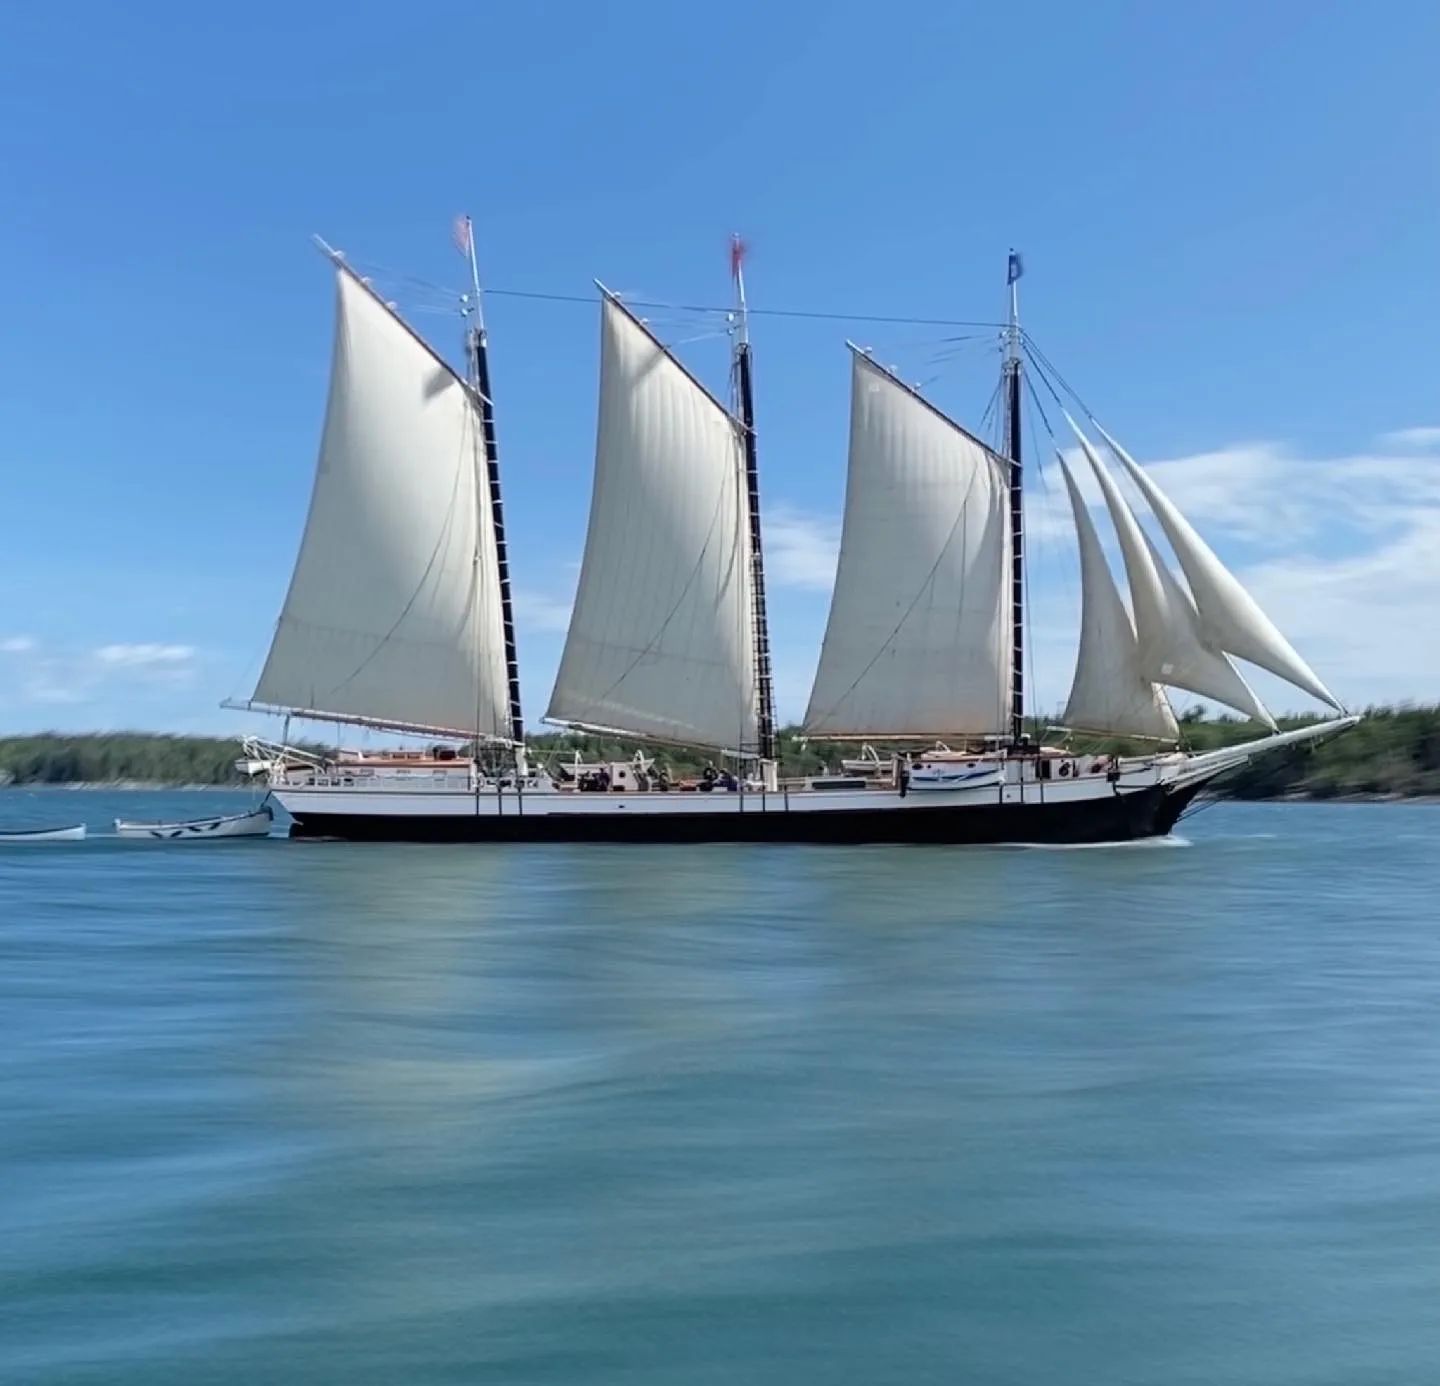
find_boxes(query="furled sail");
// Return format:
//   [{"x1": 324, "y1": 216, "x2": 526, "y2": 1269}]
[
  {"x1": 1095, "y1": 424, "x2": 1342, "y2": 711},
  {"x1": 1058, "y1": 458, "x2": 1179, "y2": 739},
  {"x1": 803, "y1": 350, "x2": 1012, "y2": 738},
  {"x1": 1070, "y1": 423, "x2": 1275, "y2": 727},
  {"x1": 251, "y1": 267, "x2": 511, "y2": 738},
  {"x1": 546, "y1": 295, "x2": 758, "y2": 752}
]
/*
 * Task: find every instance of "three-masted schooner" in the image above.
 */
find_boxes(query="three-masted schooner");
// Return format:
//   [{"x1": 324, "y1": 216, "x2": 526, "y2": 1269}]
[{"x1": 231, "y1": 232, "x2": 1357, "y2": 842}]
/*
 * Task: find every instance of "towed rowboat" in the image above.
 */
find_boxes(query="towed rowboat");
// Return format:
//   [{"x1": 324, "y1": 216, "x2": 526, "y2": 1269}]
[
  {"x1": 114, "y1": 805, "x2": 273, "y2": 841},
  {"x1": 0, "y1": 823, "x2": 87, "y2": 842}
]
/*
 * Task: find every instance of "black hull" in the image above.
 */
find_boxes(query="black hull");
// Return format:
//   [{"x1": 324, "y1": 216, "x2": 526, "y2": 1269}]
[{"x1": 287, "y1": 784, "x2": 1202, "y2": 845}]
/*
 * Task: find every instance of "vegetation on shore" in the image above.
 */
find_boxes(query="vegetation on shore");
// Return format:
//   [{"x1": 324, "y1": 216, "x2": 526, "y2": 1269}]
[{"x1": 0, "y1": 707, "x2": 1436, "y2": 798}]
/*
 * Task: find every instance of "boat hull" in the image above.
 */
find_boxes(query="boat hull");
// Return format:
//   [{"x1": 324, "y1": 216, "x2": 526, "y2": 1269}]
[
  {"x1": 284, "y1": 782, "x2": 1200, "y2": 845},
  {"x1": 114, "y1": 807, "x2": 274, "y2": 840},
  {"x1": 0, "y1": 824, "x2": 87, "y2": 843}
]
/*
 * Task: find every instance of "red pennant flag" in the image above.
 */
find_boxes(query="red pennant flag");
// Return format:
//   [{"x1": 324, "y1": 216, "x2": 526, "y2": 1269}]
[{"x1": 729, "y1": 233, "x2": 747, "y2": 282}]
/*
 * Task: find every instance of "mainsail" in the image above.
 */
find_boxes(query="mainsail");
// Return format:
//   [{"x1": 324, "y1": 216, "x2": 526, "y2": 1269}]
[
  {"x1": 1070, "y1": 423, "x2": 1275, "y2": 727},
  {"x1": 1095, "y1": 424, "x2": 1342, "y2": 711},
  {"x1": 803, "y1": 350, "x2": 1012, "y2": 738},
  {"x1": 545, "y1": 294, "x2": 759, "y2": 752},
  {"x1": 250, "y1": 266, "x2": 511, "y2": 738},
  {"x1": 1058, "y1": 458, "x2": 1179, "y2": 739}
]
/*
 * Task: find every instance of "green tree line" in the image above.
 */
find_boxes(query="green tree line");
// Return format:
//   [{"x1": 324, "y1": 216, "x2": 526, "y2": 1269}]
[
  {"x1": 1, "y1": 708, "x2": 1437, "y2": 797},
  {"x1": 0, "y1": 734, "x2": 250, "y2": 787}
]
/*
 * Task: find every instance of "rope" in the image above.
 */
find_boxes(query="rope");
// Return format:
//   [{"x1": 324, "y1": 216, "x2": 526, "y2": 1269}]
[
  {"x1": 339, "y1": 258, "x2": 1009, "y2": 330},
  {"x1": 1021, "y1": 331, "x2": 1102, "y2": 423}
]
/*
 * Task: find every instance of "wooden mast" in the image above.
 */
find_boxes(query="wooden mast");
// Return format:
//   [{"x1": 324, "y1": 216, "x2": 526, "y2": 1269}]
[
  {"x1": 457, "y1": 216, "x2": 525, "y2": 752},
  {"x1": 1004, "y1": 249, "x2": 1025, "y2": 747},
  {"x1": 731, "y1": 235, "x2": 777, "y2": 764}
]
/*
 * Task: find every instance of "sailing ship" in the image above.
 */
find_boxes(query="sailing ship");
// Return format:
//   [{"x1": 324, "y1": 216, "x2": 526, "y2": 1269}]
[{"x1": 230, "y1": 232, "x2": 1356, "y2": 843}]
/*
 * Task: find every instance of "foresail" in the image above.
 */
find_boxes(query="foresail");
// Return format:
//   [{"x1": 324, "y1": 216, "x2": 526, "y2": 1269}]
[
  {"x1": 1095, "y1": 424, "x2": 1342, "y2": 711},
  {"x1": 1070, "y1": 422, "x2": 1275, "y2": 728},
  {"x1": 1058, "y1": 458, "x2": 1178, "y2": 739},
  {"x1": 803, "y1": 351, "x2": 1011, "y2": 738},
  {"x1": 545, "y1": 295, "x2": 758, "y2": 752},
  {"x1": 252, "y1": 268, "x2": 511, "y2": 738}
]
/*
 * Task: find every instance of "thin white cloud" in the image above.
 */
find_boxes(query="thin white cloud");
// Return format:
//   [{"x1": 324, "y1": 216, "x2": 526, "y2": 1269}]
[
  {"x1": 0, "y1": 641, "x2": 200, "y2": 717},
  {"x1": 511, "y1": 590, "x2": 573, "y2": 634},
  {"x1": 765, "y1": 506, "x2": 840, "y2": 591},
  {"x1": 22, "y1": 680, "x2": 88, "y2": 706},
  {"x1": 1380, "y1": 426, "x2": 1440, "y2": 449},
  {"x1": 94, "y1": 643, "x2": 195, "y2": 666}
]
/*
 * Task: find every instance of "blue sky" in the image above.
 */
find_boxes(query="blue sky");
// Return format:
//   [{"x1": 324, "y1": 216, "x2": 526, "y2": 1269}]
[{"x1": 2, "y1": 1, "x2": 1437, "y2": 735}]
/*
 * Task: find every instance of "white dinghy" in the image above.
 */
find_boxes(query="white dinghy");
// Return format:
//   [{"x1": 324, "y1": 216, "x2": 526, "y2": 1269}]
[
  {"x1": 0, "y1": 823, "x2": 87, "y2": 843},
  {"x1": 114, "y1": 805, "x2": 273, "y2": 841}
]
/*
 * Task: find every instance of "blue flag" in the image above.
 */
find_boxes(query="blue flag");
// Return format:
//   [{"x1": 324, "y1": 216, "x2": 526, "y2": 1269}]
[{"x1": 1007, "y1": 250, "x2": 1024, "y2": 284}]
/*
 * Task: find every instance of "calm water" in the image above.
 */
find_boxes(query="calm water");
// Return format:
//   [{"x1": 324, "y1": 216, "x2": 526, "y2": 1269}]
[{"x1": 2, "y1": 791, "x2": 1437, "y2": 1384}]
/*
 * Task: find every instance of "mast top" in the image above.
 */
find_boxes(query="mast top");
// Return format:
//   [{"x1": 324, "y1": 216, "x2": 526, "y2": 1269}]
[
  {"x1": 1005, "y1": 248, "x2": 1023, "y2": 370},
  {"x1": 453, "y1": 214, "x2": 486, "y2": 335},
  {"x1": 730, "y1": 233, "x2": 750, "y2": 347}
]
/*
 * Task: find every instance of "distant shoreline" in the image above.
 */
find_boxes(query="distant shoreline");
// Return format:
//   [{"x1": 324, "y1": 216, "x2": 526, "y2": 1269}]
[{"x1": 1, "y1": 781, "x2": 247, "y2": 792}]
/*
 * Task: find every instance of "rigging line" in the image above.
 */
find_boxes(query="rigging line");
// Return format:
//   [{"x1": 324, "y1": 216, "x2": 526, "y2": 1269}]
[
  {"x1": 322, "y1": 253, "x2": 1012, "y2": 329},
  {"x1": 1020, "y1": 339, "x2": 1067, "y2": 417},
  {"x1": 978, "y1": 376, "x2": 1003, "y2": 445},
  {"x1": 485, "y1": 285, "x2": 1009, "y2": 329},
  {"x1": 1021, "y1": 363, "x2": 1059, "y2": 450},
  {"x1": 1021, "y1": 331, "x2": 1102, "y2": 422}
]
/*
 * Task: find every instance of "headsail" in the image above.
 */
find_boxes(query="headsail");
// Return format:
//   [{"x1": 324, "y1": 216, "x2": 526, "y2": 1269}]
[
  {"x1": 1058, "y1": 458, "x2": 1179, "y2": 739},
  {"x1": 1095, "y1": 424, "x2": 1342, "y2": 711},
  {"x1": 803, "y1": 350, "x2": 1012, "y2": 739},
  {"x1": 1069, "y1": 421, "x2": 1275, "y2": 727},
  {"x1": 250, "y1": 266, "x2": 511, "y2": 739},
  {"x1": 545, "y1": 294, "x2": 758, "y2": 752}
]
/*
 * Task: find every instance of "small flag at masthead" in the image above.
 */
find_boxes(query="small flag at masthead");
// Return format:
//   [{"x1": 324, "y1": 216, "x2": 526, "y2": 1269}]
[
  {"x1": 452, "y1": 214, "x2": 474, "y2": 258},
  {"x1": 730, "y1": 232, "x2": 748, "y2": 282}
]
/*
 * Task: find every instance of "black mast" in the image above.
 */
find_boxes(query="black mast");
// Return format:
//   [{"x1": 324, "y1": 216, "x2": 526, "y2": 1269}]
[
  {"x1": 732, "y1": 235, "x2": 777, "y2": 763},
  {"x1": 459, "y1": 216, "x2": 524, "y2": 748},
  {"x1": 1004, "y1": 250, "x2": 1025, "y2": 747}
]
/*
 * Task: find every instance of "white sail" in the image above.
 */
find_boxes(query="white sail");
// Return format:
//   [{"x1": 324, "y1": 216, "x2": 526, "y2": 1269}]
[
  {"x1": 1096, "y1": 424, "x2": 1342, "y2": 711},
  {"x1": 252, "y1": 268, "x2": 510, "y2": 738},
  {"x1": 1070, "y1": 423, "x2": 1275, "y2": 727},
  {"x1": 1058, "y1": 458, "x2": 1179, "y2": 739},
  {"x1": 546, "y1": 295, "x2": 758, "y2": 751},
  {"x1": 803, "y1": 350, "x2": 1011, "y2": 738}
]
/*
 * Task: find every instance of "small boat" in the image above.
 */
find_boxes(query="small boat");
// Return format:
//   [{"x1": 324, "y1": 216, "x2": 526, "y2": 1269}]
[
  {"x1": 839, "y1": 744, "x2": 888, "y2": 777},
  {"x1": 907, "y1": 763, "x2": 1004, "y2": 792},
  {"x1": 114, "y1": 805, "x2": 274, "y2": 841},
  {"x1": 0, "y1": 823, "x2": 87, "y2": 842}
]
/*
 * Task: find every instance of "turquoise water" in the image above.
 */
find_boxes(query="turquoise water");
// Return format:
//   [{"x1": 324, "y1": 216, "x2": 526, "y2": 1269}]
[{"x1": 2, "y1": 792, "x2": 1437, "y2": 1383}]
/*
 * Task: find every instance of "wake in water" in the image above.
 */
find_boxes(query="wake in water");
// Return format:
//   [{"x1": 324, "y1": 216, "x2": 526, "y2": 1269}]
[{"x1": 1003, "y1": 834, "x2": 1193, "y2": 852}]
